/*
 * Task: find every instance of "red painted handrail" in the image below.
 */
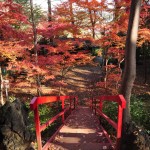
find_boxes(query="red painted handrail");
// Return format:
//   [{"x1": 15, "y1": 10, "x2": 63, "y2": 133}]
[
  {"x1": 90, "y1": 95, "x2": 126, "y2": 150},
  {"x1": 30, "y1": 96, "x2": 78, "y2": 150}
]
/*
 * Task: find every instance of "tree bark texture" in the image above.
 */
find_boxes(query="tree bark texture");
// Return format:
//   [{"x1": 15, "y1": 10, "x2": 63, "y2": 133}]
[{"x1": 120, "y1": 0, "x2": 141, "y2": 124}]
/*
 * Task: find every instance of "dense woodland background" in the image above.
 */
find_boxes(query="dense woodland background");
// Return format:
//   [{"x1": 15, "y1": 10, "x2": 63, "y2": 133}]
[{"x1": 0, "y1": 0, "x2": 150, "y2": 149}]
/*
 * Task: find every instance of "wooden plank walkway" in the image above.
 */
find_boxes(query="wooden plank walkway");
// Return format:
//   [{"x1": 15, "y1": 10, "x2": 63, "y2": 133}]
[{"x1": 48, "y1": 106, "x2": 112, "y2": 150}]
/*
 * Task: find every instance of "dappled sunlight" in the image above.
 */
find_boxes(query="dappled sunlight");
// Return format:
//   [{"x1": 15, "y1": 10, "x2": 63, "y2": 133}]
[
  {"x1": 49, "y1": 106, "x2": 111, "y2": 150},
  {"x1": 56, "y1": 136, "x2": 81, "y2": 144},
  {"x1": 59, "y1": 126, "x2": 97, "y2": 134}
]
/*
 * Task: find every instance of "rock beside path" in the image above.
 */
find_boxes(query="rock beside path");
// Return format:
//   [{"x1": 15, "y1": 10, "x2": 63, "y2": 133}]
[{"x1": 0, "y1": 100, "x2": 34, "y2": 150}]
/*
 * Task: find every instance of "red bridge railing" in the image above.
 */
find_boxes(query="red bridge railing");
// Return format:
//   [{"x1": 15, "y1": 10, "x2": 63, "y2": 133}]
[
  {"x1": 30, "y1": 96, "x2": 78, "y2": 150},
  {"x1": 90, "y1": 95, "x2": 126, "y2": 150}
]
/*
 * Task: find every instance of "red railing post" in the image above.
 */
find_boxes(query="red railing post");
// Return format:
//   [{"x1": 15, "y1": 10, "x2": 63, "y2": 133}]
[
  {"x1": 76, "y1": 96, "x2": 79, "y2": 106},
  {"x1": 116, "y1": 104, "x2": 123, "y2": 150},
  {"x1": 62, "y1": 97, "x2": 65, "y2": 124},
  {"x1": 74, "y1": 97, "x2": 76, "y2": 109},
  {"x1": 94, "y1": 98, "x2": 97, "y2": 115},
  {"x1": 34, "y1": 106, "x2": 42, "y2": 150},
  {"x1": 99, "y1": 98, "x2": 103, "y2": 123},
  {"x1": 92, "y1": 97, "x2": 94, "y2": 111},
  {"x1": 90, "y1": 98, "x2": 92, "y2": 110},
  {"x1": 99, "y1": 99, "x2": 103, "y2": 112},
  {"x1": 70, "y1": 97, "x2": 72, "y2": 113}
]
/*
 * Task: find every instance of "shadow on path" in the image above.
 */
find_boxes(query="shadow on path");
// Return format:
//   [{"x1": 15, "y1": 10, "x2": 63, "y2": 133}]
[{"x1": 49, "y1": 106, "x2": 112, "y2": 150}]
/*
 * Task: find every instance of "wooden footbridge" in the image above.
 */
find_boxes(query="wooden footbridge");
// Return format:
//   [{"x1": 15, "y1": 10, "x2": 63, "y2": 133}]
[{"x1": 30, "y1": 95, "x2": 126, "y2": 150}]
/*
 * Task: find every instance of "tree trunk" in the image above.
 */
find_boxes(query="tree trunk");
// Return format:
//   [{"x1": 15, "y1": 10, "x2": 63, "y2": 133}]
[
  {"x1": 48, "y1": 0, "x2": 52, "y2": 21},
  {"x1": 0, "y1": 67, "x2": 4, "y2": 106},
  {"x1": 69, "y1": 0, "x2": 74, "y2": 25},
  {"x1": 86, "y1": 0, "x2": 96, "y2": 39},
  {"x1": 143, "y1": 43, "x2": 148, "y2": 84},
  {"x1": 120, "y1": 0, "x2": 141, "y2": 124},
  {"x1": 30, "y1": 0, "x2": 41, "y2": 96},
  {"x1": 104, "y1": 59, "x2": 108, "y2": 88},
  {"x1": 120, "y1": 1, "x2": 141, "y2": 149}
]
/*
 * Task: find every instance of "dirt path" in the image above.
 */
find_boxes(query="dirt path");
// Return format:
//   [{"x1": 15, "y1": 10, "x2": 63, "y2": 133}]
[
  {"x1": 63, "y1": 65, "x2": 102, "y2": 104},
  {"x1": 49, "y1": 106, "x2": 112, "y2": 150}
]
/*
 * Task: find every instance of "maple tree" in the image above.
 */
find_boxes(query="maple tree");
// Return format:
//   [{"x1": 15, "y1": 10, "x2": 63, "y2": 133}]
[
  {"x1": 0, "y1": 0, "x2": 46, "y2": 103},
  {"x1": 0, "y1": 0, "x2": 95, "y2": 104},
  {"x1": 0, "y1": 0, "x2": 31, "y2": 105},
  {"x1": 37, "y1": 20, "x2": 94, "y2": 95},
  {"x1": 92, "y1": 0, "x2": 129, "y2": 93},
  {"x1": 53, "y1": 0, "x2": 107, "y2": 39},
  {"x1": 95, "y1": 0, "x2": 149, "y2": 93},
  {"x1": 53, "y1": 1, "x2": 123, "y2": 93},
  {"x1": 100, "y1": 48, "x2": 124, "y2": 91},
  {"x1": 53, "y1": 0, "x2": 126, "y2": 94}
]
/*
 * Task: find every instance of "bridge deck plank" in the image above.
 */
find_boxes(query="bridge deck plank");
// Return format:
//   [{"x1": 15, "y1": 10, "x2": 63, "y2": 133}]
[{"x1": 48, "y1": 106, "x2": 112, "y2": 150}]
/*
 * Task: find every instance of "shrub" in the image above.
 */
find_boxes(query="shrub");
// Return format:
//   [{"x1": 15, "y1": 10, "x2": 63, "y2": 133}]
[
  {"x1": 101, "y1": 95, "x2": 150, "y2": 135},
  {"x1": 130, "y1": 95, "x2": 150, "y2": 134}
]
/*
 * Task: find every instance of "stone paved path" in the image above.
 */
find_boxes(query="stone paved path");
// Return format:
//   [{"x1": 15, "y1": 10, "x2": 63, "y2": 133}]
[{"x1": 48, "y1": 106, "x2": 112, "y2": 150}]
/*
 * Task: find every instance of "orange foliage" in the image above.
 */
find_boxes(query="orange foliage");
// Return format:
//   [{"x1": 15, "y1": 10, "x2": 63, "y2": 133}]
[{"x1": 0, "y1": 0, "x2": 149, "y2": 95}]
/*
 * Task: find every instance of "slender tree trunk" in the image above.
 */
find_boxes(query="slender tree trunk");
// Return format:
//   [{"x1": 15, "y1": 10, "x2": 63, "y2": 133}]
[
  {"x1": 90, "y1": 10, "x2": 96, "y2": 39},
  {"x1": 116, "y1": 58, "x2": 124, "y2": 89},
  {"x1": 69, "y1": 0, "x2": 74, "y2": 25},
  {"x1": 143, "y1": 43, "x2": 148, "y2": 84},
  {"x1": 120, "y1": 0, "x2": 141, "y2": 124},
  {"x1": 0, "y1": 67, "x2": 4, "y2": 106},
  {"x1": 48, "y1": 0, "x2": 52, "y2": 21},
  {"x1": 30, "y1": 0, "x2": 41, "y2": 96},
  {"x1": 104, "y1": 59, "x2": 108, "y2": 88},
  {"x1": 86, "y1": 0, "x2": 96, "y2": 39}
]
